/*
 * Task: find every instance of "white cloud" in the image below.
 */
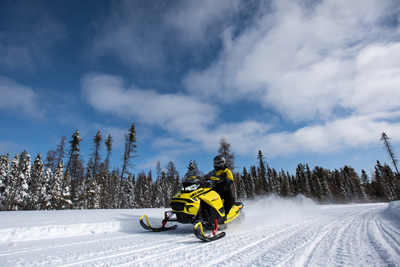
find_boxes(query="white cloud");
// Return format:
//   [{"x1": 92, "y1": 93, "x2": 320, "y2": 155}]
[
  {"x1": 90, "y1": 0, "x2": 241, "y2": 70},
  {"x1": 256, "y1": 114, "x2": 400, "y2": 159},
  {"x1": 81, "y1": 73, "x2": 218, "y2": 138},
  {"x1": 184, "y1": 0, "x2": 400, "y2": 122},
  {"x1": 164, "y1": 0, "x2": 240, "y2": 44},
  {"x1": 86, "y1": 0, "x2": 400, "y2": 162},
  {"x1": 0, "y1": 3, "x2": 67, "y2": 71},
  {"x1": 0, "y1": 76, "x2": 44, "y2": 118}
]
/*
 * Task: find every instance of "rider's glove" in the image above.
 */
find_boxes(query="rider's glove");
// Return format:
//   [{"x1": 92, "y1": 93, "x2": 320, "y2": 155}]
[{"x1": 210, "y1": 176, "x2": 220, "y2": 181}]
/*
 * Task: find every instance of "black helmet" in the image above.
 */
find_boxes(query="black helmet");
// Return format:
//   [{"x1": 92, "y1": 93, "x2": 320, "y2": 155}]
[{"x1": 214, "y1": 155, "x2": 226, "y2": 170}]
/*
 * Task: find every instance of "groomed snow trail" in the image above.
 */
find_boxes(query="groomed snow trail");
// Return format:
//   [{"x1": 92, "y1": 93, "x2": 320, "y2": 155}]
[{"x1": 1, "y1": 200, "x2": 399, "y2": 266}]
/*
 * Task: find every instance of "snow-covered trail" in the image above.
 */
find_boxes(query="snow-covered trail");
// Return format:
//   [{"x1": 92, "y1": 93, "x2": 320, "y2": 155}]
[{"x1": 1, "y1": 198, "x2": 399, "y2": 266}]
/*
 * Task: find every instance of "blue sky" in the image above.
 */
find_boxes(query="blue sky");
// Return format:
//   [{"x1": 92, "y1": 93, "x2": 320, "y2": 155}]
[{"x1": 1, "y1": 0, "x2": 400, "y2": 177}]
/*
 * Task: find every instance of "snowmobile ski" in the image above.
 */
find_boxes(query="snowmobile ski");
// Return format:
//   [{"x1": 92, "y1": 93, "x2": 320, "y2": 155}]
[
  {"x1": 140, "y1": 214, "x2": 178, "y2": 232},
  {"x1": 194, "y1": 220, "x2": 226, "y2": 242}
]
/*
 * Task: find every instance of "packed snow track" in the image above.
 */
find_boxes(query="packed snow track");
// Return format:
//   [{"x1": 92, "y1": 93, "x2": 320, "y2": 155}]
[{"x1": 1, "y1": 198, "x2": 399, "y2": 266}]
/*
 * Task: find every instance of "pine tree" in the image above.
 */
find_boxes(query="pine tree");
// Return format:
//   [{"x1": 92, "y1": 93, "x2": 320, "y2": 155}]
[
  {"x1": 381, "y1": 132, "x2": 399, "y2": 175},
  {"x1": 165, "y1": 161, "x2": 180, "y2": 196},
  {"x1": 45, "y1": 149, "x2": 57, "y2": 171},
  {"x1": 237, "y1": 167, "x2": 247, "y2": 199},
  {"x1": 47, "y1": 162, "x2": 64, "y2": 209},
  {"x1": 333, "y1": 169, "x2": 348, "y2": 203},
  {"x1": 296, "y1": 164, "x2": 311, "y2": 198},
  {"x1": 121, "y1": 123, "x2": 138, "y2": 180},
  {"x1": 29, "y1": 153, "x2": 45, "y2": 210},
  {"x1": 65, "y1": 130, "x2": 83, "y2": 207},
  {"x1": 218, "y1": 137, "x2": 235, "y2": 171},
  {"x1": 257, "y1": 150, "x2": 268, "y2": 194},
  {"x1": 86, "y1": 179, "x2": 100, "y2": 209},
  {"x1": 104, "y1": 134, "x2": 113, "y2": 171},
  {"x1": 91, "y1": 131, "x2": 102, "y2": 180},
  {"x1": 56, "y1": 136, "x2": 66, "y2": 167},
  {"x1": 40, "y1": 168, "x2": 53, "y2": 209},
  {"x1": 12, "y1": 151, "x2": 31, "y2": 210},
  {"x1": 65, "y1": 130, "x2": 82, "y2": 176},
  {"x1": 0, "y1": 153, "x2": 10, "y2": 210}
]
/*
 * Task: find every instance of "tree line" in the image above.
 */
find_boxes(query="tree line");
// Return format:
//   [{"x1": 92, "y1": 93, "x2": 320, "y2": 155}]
[{"x1": 1, "y1": 125, "x2": 399, "y2": 211}]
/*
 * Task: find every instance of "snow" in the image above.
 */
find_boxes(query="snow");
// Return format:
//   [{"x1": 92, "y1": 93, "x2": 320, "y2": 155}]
[{"x1": 1, "y1": 197, "x2": 399, "y2": 266}]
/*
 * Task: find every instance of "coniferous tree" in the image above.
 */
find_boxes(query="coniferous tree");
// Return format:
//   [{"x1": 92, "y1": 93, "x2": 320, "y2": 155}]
[
  {"x1": 104, "y1": 134, "x2": 113, "y2": 171},
  {"x1": 65, "y1": 130, "x2": 82, "y2": 177},
  {"x1": 13, "y1": 151, "x2": 31, "y2": 210},
  {"x1": 0, "y1": 153, "x2": 10, "y2": 210},
  {"x1": 56, "y1": 136, "x2": 66, "y2": 167},
  {"x1": 40, "y1": 168, "x2": 53, "y2": 209},
  {"x1": 91, "y1": 131, "x2": 102, "y2": 180},
  {"x1": 29, "y1": 153, "x2": 45, "y2": 210},
  {"x1": 121, "y1": 123, "x2": 138, "y2": 180},
  {"x1": 280, "y1": 170, "x2": 291, "y2": 197},
  {"x1": 165, "y1": 161, "x2": 180, "y2": 199},
  {"x1": 86, "y1": 179, "x2": 100, "y2": 209},
  {"x1": 45, "y1": 149, "x2": 57, "y2": 171},
  {"x1": 218, "y1": 137, "x2": 235, "y2": 171},
  {"x1": 249, "y1": 165, "x2": 258, "y2": 196},
  {"x1": 65, "y1": 130, "x2": 83, "y2": 206},
  {"x1": 257, "y1": 150, "x2": 268, "y2": 194},
  {"x1": 47, "y1": 162, "x2": 67, "y2": 209},
  {"x1": 381, "y1": 132, "x2": 399, "y2": 175},
  {"x1": 296, "y1": 164, "x2": 311, "y2": 198},
  {"x1": 237, "y1": 167, "x2": 247, "y2": 199}
]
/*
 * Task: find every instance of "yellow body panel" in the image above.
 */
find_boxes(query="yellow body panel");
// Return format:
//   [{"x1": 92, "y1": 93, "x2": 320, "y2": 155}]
[{"x1": 170, "y1": 186, "x2": 243, "y2": 225}]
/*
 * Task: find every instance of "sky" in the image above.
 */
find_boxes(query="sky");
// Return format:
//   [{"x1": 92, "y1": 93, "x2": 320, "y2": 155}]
[{"x1": 1, "y1": 0, "x2": 400, "y2": 177}]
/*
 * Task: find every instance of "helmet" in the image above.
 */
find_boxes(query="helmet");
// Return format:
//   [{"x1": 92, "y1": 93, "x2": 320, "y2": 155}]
[{"x1": 213, "y1": 155, "x2": 226, "y2": 170}]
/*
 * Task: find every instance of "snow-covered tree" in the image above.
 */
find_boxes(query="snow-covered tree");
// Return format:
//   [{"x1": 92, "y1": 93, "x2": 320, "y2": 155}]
[
  {"x1": 29, "y1": 153, "x2": 45, "y2": 209},
  {"x1": 91, "y1": 131, "x2": 102, "y2": 180},
  {"x1": 0, "y1": 153, "x2": 10, "y2": 210}
]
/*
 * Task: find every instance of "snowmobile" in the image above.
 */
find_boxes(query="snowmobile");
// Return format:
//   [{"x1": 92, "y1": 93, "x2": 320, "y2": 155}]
[{"x1": 140, "y1": 169, "x2": 244, "y2": 242}]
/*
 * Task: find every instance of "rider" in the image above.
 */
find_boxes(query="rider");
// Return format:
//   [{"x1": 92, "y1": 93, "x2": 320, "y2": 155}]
[{"x1": 206, "y1": 155, "x2": 235, "y2": 218}]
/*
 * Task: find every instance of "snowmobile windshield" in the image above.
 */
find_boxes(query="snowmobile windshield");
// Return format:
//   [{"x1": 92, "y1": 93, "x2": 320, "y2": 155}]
[{"x1": 181, "y1": 170, "x2": 205, "y2": 192}]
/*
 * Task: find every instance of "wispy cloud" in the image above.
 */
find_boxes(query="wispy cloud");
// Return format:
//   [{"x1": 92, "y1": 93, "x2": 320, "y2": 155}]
[
  {"x1": 90, "y1": 0, "x2": 241, "y2": 70},
  {"x1": 0, "y1": 76, "x2": 45, "y2": 119},
  {"x1": 81, "y1": 73, "x2": 218, "y2": 137},
  {"x1": 0, "y1": 2, "x2": 67, "y2": 71}
]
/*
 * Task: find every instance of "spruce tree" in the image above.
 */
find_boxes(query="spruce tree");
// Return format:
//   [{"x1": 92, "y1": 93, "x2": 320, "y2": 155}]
[
  {"x1": 65, "y1": 130, "x2": 83, "y2": 206},
  {"x1": 91, "y1": 131, "x2": 102, "y2": 180},
  {"x1": 29, "y1": 153, "x2": 45, "y2": 209},
  {"x1": 0, "y1": 154, "x2": 10, "y2": 210},
  {"x1": 56, "y1": 136, "x2": 66, "y2": 166},
  {"x1": 218, "y1": 137, "x2": 235, "y2": 171},
  {"x1": 257, "y1": 150, "x2": 268, "y2": 193},
  {"x1": 121, "y1": 123, "x2": 138, "y2": 180},
  {"x1": 65, "y1": 130, "x2": 82, "y2": 176},
  {"x1": 381, "y1": 132, "x2": 399, "y2": 175},
  {"x1": 104, "y1": 134, "x2": 113, "y2": 171}
]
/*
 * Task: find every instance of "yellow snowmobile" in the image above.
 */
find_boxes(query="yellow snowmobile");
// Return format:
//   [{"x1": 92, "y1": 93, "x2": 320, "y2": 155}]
[{"x1": 140, "y1": 169, "x2": 244, "y2": 242}]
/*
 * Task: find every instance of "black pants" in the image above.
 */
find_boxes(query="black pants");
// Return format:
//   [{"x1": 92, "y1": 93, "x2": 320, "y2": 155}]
[{"x1": 214, "y1": 187, "x2": 235, "y2": 215}]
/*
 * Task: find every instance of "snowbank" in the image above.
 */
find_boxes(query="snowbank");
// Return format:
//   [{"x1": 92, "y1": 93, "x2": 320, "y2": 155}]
[
  {"x1": 0, "y1": 209, "x2": 162, "y2": 243},
  {"x1": 386, "y1": 201, "x2": 400, "y2": 220}
]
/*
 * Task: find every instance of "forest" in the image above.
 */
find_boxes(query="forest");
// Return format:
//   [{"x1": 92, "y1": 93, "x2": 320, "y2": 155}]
[{"x1": 1, "y1": 123, "x2": 399, "y2": 211}]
